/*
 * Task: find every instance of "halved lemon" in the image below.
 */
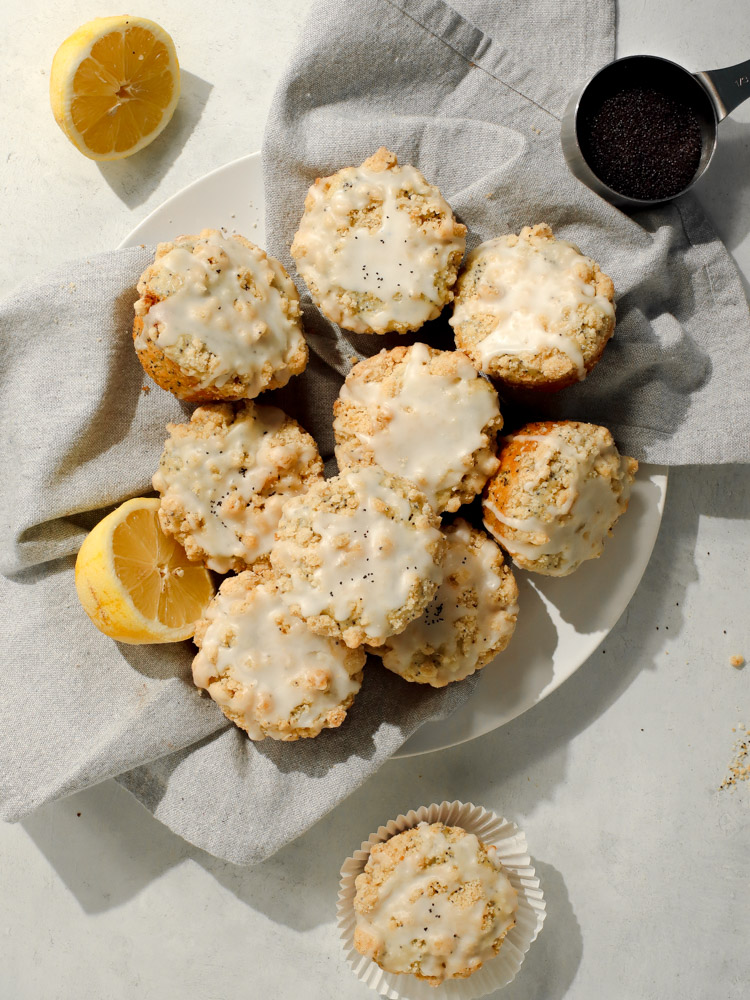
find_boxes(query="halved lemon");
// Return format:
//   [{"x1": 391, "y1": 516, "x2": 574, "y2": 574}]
[
  {"x1": 50, "y1": 15, "x2": 180, "y2": 161},
  {"x1": 75, "y1": 498, "x2": 214, "y2": 644}
]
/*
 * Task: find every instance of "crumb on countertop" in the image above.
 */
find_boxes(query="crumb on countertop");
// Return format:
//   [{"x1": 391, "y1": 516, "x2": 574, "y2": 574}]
[
  {"x1": 730, "y1": 654, "x2": 744, "y2": 669},
  {"x1": 141, "y1": 385, "x2": 151, "y2": 394},
  {"x1": 719, "y1": 727, "x2": 750, "y2": 790}
]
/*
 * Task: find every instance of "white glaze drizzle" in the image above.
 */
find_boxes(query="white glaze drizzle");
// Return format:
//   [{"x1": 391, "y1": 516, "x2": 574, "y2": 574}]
[
  {"x1": 483, "y1": 430, "x2": 632, "y2": 575},
  {"x1": 294, "y1": 160, "x2": 464, "y2": 332},
  {"x1": 451, "y1": 235, "x2": 614, "y2": 375},
  {"x1": 381, "y1": 520, "x2": 517, "y2": 683},
  {"x1": 154, "y1": 404, "x2": 321, "y2": 573},
  {"x1": 271, "y1": 467, "x2": 443, "y2": 646},
  {"x1": 192, "y1": 576, "x2": 362, "y2": 740},
  {"x1": 135, "y1": 232, "x2": 305, "y2": 392},
  {"x1": 355, "y1": 822, "x2": 517, "y2": 982},
  {"x1": 338, "y1": 344, "x2": 500, "y2": 511}
]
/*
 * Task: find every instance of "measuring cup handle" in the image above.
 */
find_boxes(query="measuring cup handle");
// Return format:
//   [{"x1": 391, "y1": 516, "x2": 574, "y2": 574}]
[{"x1": 695, "y1": 58, "x2": 750, "y2": 121}]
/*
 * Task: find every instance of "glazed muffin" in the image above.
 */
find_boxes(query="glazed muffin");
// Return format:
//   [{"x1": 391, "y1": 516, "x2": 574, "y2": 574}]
[
  {"x1": 450, "y1": 223, "x2": 615, "y2": 390},
  {"x1": 353, "y1": 821, "x2": 518, "y2": 986},
  {"x1": 270, "y1": 465, "x2": 444, "y2": 649},
  {"x1": 290, "y1": 147, "x2": 466, "y2": 335},
  {"x1": 333, "y1": 343, "x2": 502, "y2": 514},
  {"x1": 153, "y1": 401, "x2": 323, "y2": 574},
  {"x1": 133, "y1": 229, "x2": 308, "y2": 401},
  {"x1": 373, "y1": 519, "x2": 518, "y2": 687},
  {"x1": 483, "y1": 421, "x2": 638, "y2": 576},
  {"x1": 192, "y1": 566, "x2": 364, "y2": 740}
]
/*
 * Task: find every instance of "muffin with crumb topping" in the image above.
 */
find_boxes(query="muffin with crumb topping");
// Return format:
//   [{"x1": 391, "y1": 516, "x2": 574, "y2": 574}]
[
  {"x1": 270, "y1": 465, "x2": 444, "y2": 648},
  {"x1": 353, "y1": 821, "x2": 518, "y2": 986},
  {"x1": 450, "y1": 223, "x2": 615, "y2": 390},
  {"x1": 291, "y1": 148, "x2": 466, "y2": 335},
  {"x1": 133, "y1": 229, "x2": 307, "y2": 401},
  {"x1": 372, "y1": 519, "x2": 518, "y2": 686},
  {"x1": 153, "y1": 401, "x2": 323, "y2": 574},
  {"x1": 333, "y1": 343, "x2": 502, "y2": 514},
  {"x1": 192, "y1": 564, "x2": 364, "y2": 740},
  {"x1": 482, "y1": 420, "x2": 637, "y2": 575}
]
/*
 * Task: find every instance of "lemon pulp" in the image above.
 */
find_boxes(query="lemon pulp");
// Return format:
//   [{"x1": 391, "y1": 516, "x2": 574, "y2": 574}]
[
  {"x1": 50, "y1": 16, "x2": 180, "y2": 161},
  {"x1": 75, "y1": 498, "x2": 214, "y2": 644}
]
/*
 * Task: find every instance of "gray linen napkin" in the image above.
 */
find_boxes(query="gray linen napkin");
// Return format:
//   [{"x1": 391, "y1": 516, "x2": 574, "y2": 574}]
[
  {"x1": 2, "y1": 0, "x2": 749, "y2": 866},
  {"x1": 264, "y1": 0, "x2": 750, "y2": 464},
  {"x1": 0, "y1": 247, "x2": 473, "y2": 864}
]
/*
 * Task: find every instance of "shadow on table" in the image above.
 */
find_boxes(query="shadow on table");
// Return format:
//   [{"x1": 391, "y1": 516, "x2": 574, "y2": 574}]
[
  {"x1": 97, "y1": 70, "x2": 213, "y2": 209},
  {"x1": 20, "y1": 780, "x2": 190, "y2": 915},
  {"x1": 19, "y1": 776, "x2": 337, "y2": 930},
  {"x1": 492, "y1": 860, "x2": 581, "y2": 1000}
]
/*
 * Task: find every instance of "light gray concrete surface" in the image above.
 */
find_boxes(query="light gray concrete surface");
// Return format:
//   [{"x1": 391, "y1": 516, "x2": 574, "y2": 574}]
[{"x1": 1, "y1": 2, "x2": 749, "y2": 998}]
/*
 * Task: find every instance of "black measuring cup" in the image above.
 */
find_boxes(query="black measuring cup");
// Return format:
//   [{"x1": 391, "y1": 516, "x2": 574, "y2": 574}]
[{"x1": 561, "y1": 54, "x2": 750, "y2": 208}]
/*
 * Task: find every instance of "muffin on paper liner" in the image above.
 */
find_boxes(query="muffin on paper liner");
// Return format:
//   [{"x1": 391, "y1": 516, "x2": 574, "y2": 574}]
[{"x1": 337, "y1": 801, "x2": 546, "y2": 999}]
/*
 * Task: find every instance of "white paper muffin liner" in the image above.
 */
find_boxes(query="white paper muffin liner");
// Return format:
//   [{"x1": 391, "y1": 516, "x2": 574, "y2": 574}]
[{"x1": 337, "y1": 800, "x2": 546, "y2": 1000}]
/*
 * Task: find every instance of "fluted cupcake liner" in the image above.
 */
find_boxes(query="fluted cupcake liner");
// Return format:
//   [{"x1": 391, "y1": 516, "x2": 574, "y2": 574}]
[{"x1": 337, "y1": 800, "x2": 546, "y2": 1000}]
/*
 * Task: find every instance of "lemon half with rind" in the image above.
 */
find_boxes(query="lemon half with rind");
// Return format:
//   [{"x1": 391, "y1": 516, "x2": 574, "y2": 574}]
[
  {"x1": 50, "y1": 15, "x2": 180, "y2": 161},
  {"x1": 75, "y1": 498, "x2": 214, "y2": 644}
]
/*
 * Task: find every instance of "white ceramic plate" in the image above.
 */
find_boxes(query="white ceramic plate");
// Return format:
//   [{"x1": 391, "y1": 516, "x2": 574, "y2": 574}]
[{"x1": 121, "y1": 151, "x2": 668, "y2": 758}]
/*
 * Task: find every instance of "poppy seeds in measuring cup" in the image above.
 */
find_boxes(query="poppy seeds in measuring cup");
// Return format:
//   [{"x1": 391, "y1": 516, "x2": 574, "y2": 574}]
[{"x1": 579, "y1": 86, "x2": 703, "y2": 201}]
